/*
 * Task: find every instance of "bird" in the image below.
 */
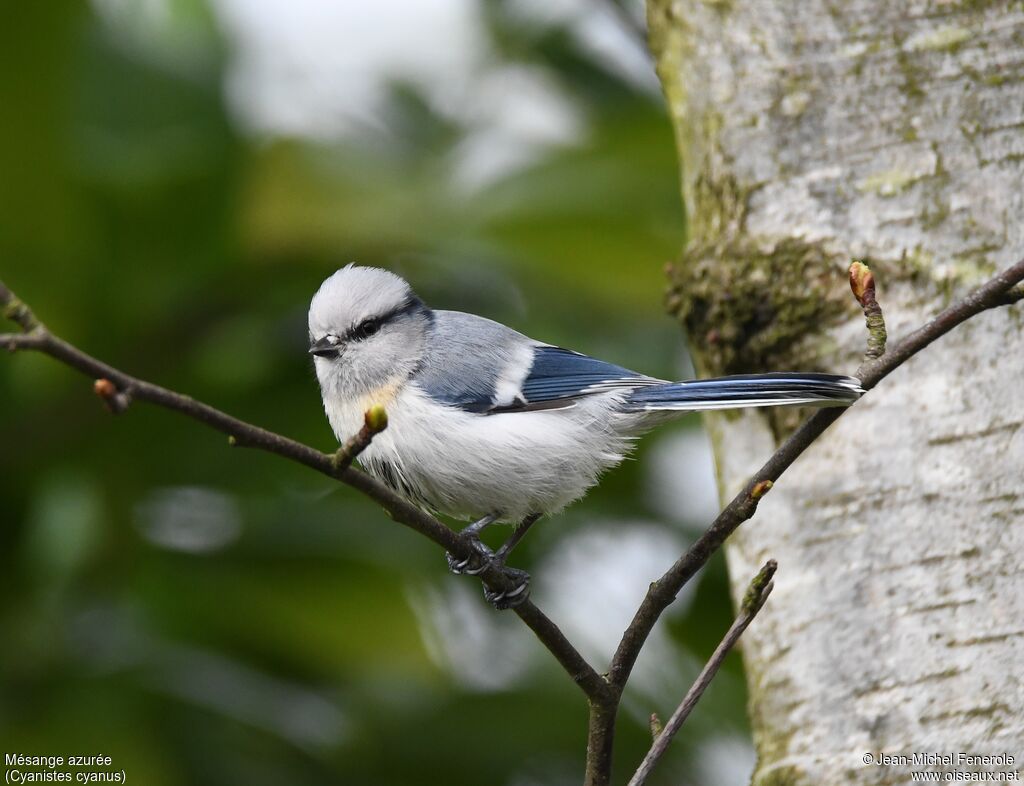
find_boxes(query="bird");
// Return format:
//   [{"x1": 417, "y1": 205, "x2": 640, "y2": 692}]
[{"x1": 308, "y1": 265, "x2": 862, "y2": 608}]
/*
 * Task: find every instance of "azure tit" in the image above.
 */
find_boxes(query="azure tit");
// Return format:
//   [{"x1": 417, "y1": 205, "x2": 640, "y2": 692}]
[{"x1": 309, "y1": 266, "x2": 862, "y2": 608}]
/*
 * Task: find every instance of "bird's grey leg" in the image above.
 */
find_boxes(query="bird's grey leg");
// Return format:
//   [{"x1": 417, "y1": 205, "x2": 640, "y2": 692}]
[
  {"x1": 462, "y1": 513, "x2": 500, "y2": 540},
  {"x1": 482, "y1": 513, "x2": 541, "y2": 611},
  {"x1": 492, "y1": 513, "x2": 541, "y2": 566},
  {"x1": 445, "y1": 513, "x2": 499, "y2": 576}
]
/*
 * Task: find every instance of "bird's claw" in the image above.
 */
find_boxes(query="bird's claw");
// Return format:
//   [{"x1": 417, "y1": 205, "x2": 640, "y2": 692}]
[
  {"x1": 445, "y1": 536, "x2": 494, "y2": 576},
  {"x1": 483, "y1": 567, "x2": 531, "y2": 610},
  {"x1": 446, "y1": 539, "x2": 531, "y2": 609}
]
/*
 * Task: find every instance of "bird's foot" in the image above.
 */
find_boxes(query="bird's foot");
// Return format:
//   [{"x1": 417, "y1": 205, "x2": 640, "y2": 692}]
[
  {"x1": 446, "y1": 538, "x2": 531, "y2": 609},
  {"x1": 446, "y1": 514, "x2": 499, "y2": 575},
  {"x1": 483, "y1": 566, "x2": 531, "y2": 610},
  {"x1": 444, "y1": 513, "x2": 531, "y2": 609},
  {"x1": 445, "y1": 536, "x2": 494, "y2": 576}
]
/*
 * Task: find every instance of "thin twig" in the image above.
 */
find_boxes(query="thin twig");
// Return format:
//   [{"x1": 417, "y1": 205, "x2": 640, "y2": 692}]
[
  {"x1": 0, "y1": 279, "x2": 610, "y2": 704},
  {"x1": 627, "y1": 560, "x2": 777, "y2": 786}
]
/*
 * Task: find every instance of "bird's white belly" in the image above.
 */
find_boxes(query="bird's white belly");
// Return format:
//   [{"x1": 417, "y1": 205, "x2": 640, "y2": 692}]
[{"x1": 335, "y1": 384, "x2": 639, "y2": 522}]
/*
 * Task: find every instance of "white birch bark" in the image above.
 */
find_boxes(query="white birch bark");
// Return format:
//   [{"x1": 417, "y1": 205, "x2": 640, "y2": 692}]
[{"x1": 648, "y1": 1, "x2": 1024, "y2": 783}]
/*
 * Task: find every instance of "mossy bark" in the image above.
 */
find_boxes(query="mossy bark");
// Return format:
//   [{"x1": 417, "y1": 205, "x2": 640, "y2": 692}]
[{"x1": 649, "y1": 1, "x2": 1024, "y2": 783}]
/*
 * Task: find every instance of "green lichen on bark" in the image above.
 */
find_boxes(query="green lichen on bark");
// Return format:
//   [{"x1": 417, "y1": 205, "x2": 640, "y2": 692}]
[{"x1": 667, "y1": 235, "x2": 854, "y2": 378}]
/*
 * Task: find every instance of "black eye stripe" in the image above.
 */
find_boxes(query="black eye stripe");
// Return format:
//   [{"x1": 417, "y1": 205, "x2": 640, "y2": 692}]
[{"x1": 344, "y1": 297, "x2": 426, "y2": 342}]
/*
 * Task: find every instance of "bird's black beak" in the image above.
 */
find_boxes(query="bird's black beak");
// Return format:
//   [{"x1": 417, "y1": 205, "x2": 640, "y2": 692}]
[{"x1": 309, "y1": 336, "x2": 341, "y2": 358}]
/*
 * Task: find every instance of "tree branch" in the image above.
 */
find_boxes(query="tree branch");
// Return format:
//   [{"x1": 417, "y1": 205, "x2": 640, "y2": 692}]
[
  {"x1": 0, "y1": 279, "x2": 610, "y2": 704},
  {"x1": 627, "y1": 560, "x2": 777, "y2": 786}
]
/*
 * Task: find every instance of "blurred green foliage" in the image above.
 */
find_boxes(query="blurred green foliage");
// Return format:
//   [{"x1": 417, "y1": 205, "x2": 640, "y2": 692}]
[{"x1": 0, "y1": 2, "x2": 751, "y2": 784}]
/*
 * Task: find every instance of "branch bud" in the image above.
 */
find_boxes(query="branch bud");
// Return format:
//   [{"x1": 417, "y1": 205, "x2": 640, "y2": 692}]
[
  {"x1": 93, "y1": 378, "x2": 116, "y2": 399},
  {"x1": 742, "y1": 559, "x2": 778, "y2": 614},
  {"x1": 93, "y1": 378, "x2": 131, "y2": 414},
  {"x1": 364, "y1": 404, "x2": 389, "y2": 433},
  {"x1": 848, "y1": 261, "x2": 875, "y2": 307},
  {"x1": 751, "y1": 480, "x2": 773, "y2": 500}
]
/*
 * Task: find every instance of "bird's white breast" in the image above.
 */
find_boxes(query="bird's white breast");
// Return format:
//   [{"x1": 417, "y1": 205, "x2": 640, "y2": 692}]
[{"x1": 333, "y1": 381, "x2": 643, "y2": 523}]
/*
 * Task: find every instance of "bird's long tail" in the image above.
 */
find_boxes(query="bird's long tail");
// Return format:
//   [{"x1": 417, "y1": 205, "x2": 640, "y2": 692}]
[{"x1": 625, "y1": 372, "x2": 863, "y2": 413}]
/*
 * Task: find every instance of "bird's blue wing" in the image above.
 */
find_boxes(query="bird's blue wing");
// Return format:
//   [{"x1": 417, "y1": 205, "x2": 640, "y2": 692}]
[
  {"x1": 491, "y1": 346, "x2": 661, "y2": 413},
  {"x1": 411, "y1": 312, "x2": 661, "y2": 414}
]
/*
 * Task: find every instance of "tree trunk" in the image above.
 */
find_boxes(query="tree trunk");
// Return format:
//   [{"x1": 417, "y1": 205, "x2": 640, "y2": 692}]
[{"x1": 648, "y1": 1, "x2": 1024, "y2": 783}]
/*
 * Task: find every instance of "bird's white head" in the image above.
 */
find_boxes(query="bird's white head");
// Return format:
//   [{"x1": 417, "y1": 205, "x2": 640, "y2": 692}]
[{"x1": 308, "y1": 265, "x2": 432, "y2": 401}]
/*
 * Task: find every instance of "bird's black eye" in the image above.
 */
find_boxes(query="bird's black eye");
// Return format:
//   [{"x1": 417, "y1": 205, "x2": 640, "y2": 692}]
[{"x1": 355, "y1": 318, "x2": 380, "y2": 340}]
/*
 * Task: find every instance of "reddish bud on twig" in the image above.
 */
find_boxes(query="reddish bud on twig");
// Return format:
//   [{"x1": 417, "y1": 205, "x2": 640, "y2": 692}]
[
  {"x1": 751, "y1": 480, "x2": 773, "y2": 500},
  {"x1": 93, "y1": 378, "x2": 131, "y2": 414},
  {"x1": 93, "y1": 378, "x2": 116, "y2": 398},
  {"x1": 849, "y1": 261, "x2": 875, "y2": 307}
]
